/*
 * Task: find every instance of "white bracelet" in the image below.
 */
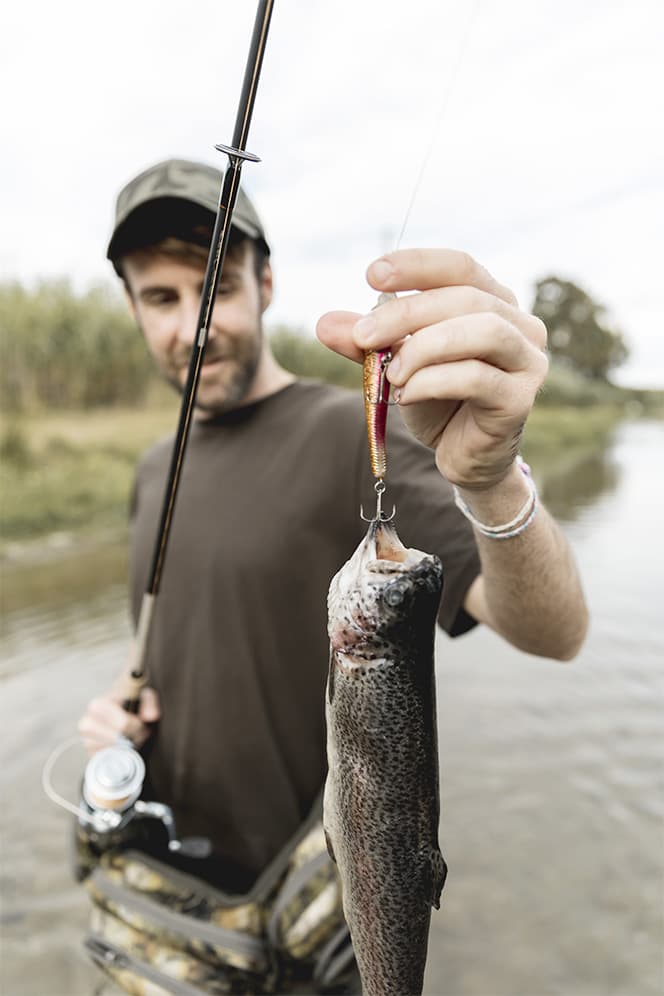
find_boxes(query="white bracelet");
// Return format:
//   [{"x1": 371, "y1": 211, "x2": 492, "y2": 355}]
[{"x1": 453, "y1": 457, "x2": 537, "y2": 540}]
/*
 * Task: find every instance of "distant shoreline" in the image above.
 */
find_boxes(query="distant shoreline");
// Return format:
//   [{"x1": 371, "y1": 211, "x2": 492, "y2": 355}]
[
  {"x1": 3, "y1": 396, "x2": 655, "y2": 563},
  {"x1": 0, "y1": 525, "x2": 128, "y2": 567}
]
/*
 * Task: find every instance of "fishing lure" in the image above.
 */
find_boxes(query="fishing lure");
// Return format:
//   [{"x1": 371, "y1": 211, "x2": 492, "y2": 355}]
[
  {"x1": 363, "y1": 293, "x2": 396, "y2": 520},
  {"x1": 363, "y1": 347, "x2": 391, "y2": 479}
]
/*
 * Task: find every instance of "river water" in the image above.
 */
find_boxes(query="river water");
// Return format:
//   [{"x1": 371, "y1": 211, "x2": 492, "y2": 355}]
[{"x1": 1, "y1": 419, "x2": 662, "y2": 996}]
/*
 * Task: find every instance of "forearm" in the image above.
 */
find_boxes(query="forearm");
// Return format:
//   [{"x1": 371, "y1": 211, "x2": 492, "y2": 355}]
[{"x1": 460, "y1": 463, "x2": 589, "y2": 660}]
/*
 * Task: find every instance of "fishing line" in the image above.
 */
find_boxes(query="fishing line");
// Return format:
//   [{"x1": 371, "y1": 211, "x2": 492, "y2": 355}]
[
  {"x1": 364, "y1": 2, "x2": 481, "y2": 522},
  {"x1": 394, "y1": 0, "x2": 481, "y2": 251},
  {"x1": 42, "y1": 736, "x2": 90, "y2": 820}
]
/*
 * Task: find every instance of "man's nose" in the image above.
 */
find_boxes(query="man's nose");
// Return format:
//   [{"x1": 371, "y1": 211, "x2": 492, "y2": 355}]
[
  {"x1": 176, "y1": 295, "x2": 211, "y2": 346},
  {"x1": 209, "y1": 296, "x2": 227, "y2": 339}
]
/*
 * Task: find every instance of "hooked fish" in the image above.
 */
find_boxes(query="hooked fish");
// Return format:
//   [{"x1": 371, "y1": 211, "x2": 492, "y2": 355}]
[{"x1": 323, "y1": 516, "x2": 447, "y2": 996}]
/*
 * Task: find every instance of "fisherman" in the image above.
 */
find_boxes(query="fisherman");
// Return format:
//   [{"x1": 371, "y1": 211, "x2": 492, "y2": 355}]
[{"x1": 77, "y1": 158, "x2": 588, "y2": 994}]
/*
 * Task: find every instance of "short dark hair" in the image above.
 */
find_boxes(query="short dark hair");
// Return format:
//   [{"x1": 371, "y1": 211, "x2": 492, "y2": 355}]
[{"x1": 116, "y1": 215, "x2": 269, "y2": 291}]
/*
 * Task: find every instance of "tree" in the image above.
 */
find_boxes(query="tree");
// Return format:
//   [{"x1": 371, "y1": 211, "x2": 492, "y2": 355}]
[{"x1": 531, "y1": 276, "x2": 629, "y2": 381}]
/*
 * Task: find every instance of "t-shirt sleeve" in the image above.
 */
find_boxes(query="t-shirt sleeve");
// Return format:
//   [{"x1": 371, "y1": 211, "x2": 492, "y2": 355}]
[{"x1": 357, "y1": 411, "x2": 481, "y2": 637}]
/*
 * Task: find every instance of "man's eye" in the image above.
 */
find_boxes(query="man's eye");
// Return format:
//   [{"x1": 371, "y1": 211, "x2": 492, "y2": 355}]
[
  {"x1": 145, "y1": 292, "x2": 176, "y2": 307},
  {"x1": 217, "y1": 282, "x2": 235, "y2": 297}
]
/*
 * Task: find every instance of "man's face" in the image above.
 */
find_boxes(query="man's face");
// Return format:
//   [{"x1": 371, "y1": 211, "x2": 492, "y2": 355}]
[{"x1": 123, "y1": 244, "x2": 272, "y2": 416}]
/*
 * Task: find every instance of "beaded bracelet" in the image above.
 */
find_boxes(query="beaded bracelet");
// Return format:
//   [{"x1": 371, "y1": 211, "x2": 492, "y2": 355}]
[{"x1": 453, "y1": 456, "x2": 538, "y2": 540}]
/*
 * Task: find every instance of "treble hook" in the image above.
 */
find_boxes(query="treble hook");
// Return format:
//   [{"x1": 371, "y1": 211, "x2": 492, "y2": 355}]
[{"x1": 360, "y1": 478, "x2": 396, "y2": 523}]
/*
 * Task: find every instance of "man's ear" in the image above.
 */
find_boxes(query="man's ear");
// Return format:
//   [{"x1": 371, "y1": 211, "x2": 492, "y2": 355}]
[{"x1": 259, "y1": 261, "x2": 273, "y2": 313}]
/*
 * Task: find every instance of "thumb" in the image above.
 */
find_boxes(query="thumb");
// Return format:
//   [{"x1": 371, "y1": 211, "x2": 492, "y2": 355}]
[
  {"x1": 316, "y1": 310, "x2": 364, "y2": 364},
  {"x1": 138, "y1": 686, "x2": 161, "y2": 723}
]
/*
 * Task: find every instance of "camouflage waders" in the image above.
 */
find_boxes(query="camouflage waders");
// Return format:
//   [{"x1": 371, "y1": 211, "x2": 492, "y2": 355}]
[{"x1": 76, "y1": 803, "x2": 358, "y2": 995}]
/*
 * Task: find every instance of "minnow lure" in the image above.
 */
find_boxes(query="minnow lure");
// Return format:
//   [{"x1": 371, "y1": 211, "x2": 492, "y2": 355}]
[
  {"x1": 363, "y1": 347, "x2": 392, "y2": 479},
  {"x1": 362, "y1": 293, "x2": 396, "y2": 519}
]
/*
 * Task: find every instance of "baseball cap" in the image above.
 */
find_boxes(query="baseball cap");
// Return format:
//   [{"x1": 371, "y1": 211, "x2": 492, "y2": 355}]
[{"x1": 106, "y1": 158, "x2": 269, "y2": 269}]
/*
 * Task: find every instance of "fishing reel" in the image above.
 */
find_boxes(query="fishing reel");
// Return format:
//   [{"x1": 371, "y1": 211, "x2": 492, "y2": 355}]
[{"x1": 44, "y1": 736, "x2": 211, "y2": 859}]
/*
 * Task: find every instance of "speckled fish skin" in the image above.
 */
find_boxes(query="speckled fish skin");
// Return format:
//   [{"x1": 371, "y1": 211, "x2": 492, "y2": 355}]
[{"x1": 324, "y1": 517, "x2": 447, "y2": 996}]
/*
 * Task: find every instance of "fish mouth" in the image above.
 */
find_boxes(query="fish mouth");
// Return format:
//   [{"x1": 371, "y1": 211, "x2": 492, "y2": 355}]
[
  {"x1": 362, "y1": 518, "x2": 427, "y2": 574},
  {"x1": 368, "y1": 518, "x2": 406, "y2": 562},
  {"x1": 328, "y1": 518, "x2": 441, "y2": 652}
]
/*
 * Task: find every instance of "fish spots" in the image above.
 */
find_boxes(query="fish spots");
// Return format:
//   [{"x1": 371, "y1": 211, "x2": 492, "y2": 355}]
[
  {"x1": 324, "y1": 520, "x2": 445, "y2": 995},
  {"x1": 333, "y1": 650, "x2": 392, "y2": 677}
]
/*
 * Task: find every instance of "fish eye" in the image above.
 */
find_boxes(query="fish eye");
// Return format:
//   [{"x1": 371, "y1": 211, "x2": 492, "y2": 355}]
[{"x1": 383, "y1": 581, "x2": 409, "y2": 607}]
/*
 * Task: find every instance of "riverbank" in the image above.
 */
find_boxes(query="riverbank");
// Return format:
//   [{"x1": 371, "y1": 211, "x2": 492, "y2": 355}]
[
  {"x1": 0, "y1": 396, "x2": 655, "y2": 559},
  {"x1": 0, "y1": 403, "x2": 177, "y2": 556}
]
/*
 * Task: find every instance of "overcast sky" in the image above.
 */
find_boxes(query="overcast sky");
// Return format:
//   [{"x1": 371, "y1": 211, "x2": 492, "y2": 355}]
[{"x1": 2, "y1": 0, "x2": 663, "y2": 387}]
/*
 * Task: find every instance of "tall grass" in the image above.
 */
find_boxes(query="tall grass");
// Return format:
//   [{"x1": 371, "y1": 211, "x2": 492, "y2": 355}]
[
  {"x1": 0, "y1": 406, "x2": 178, "y2": 543},
  {"x1": 0, "y1": 280, "x2": 153, "y2": 411},
  {"x1": 2, "y1": 289, "x2": 662, "y2": 547}
]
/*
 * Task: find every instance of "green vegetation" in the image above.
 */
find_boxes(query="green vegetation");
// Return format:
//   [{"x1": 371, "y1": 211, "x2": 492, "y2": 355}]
[
  {"x1": 1, "y1": 276, "x2": 662, "y2": 552},
  {"x1": 522, "y1": 404, "x2": 624, "y2": 464},
  {"x1": 1, "y1": 392, "x2": 655, "y2": 551},
  {"x1": 532, "y1": 276, "x2": 629, "y2": 381},
  {"x1": 536, "y1": 361, "x2": 663, "y2": 412},
  {"x1": 270, "y1": 326, "x2": 362, "y2": 390},
  {"x1": 1, "y1": 405, "x2": 177, "y2": 545},
  {"x1": 0, "y1": 280, "x2": 154, "y2": 412}
]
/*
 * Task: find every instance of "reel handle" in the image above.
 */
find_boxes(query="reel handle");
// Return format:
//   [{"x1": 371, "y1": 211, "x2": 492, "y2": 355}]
[
  {"x1": 121, "y1": 670, "x2": 146, "y2": 715},
  {"x1": 120, "y1": 593, "x2": 155, "y2": 713}
]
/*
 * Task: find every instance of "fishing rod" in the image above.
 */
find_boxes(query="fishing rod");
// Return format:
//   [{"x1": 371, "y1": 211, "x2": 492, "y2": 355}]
[
  {"x1": 122, "y1": 0, "x2": 275, "y2": 713},
  {"x1": 43, "y1": 0, "x2": 276, "y2": 855}
]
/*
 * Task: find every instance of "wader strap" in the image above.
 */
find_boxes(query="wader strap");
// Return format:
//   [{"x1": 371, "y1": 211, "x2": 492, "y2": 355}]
[
  {"x1": 85, "y1": 934, "x2": 211, "y2": 996},
  {"x1": 91, "y1": 867, "x2": 269, "y2": 968},
  {"x1": 312, "y1": 922, "x2": 356, "y2": 989},
  {"x1": 265, "y1": 851, "x2": 331, "y2": 947}
]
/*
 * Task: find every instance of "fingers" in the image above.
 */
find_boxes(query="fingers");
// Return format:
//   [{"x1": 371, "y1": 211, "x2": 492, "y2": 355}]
[
  {"x1": 315, "y1": 247, "x2": 548, "y2": 490},
  {"x1": 393, "y1": 359, "x2": 523, "y2": 412},
  {"x1": 367, "y1": 249, "x2": 519, "y2": 306},
  {"x1": 317, "y1": 255, "x2": 546, "y2": 370},
  {"x1": 138, "y1": 686, "x2": 161, "y2": 724},
  {"x1": 386, "y1": 313, "x2": 547, "y2": 390},
  {"x1": 354, "y1": 285, "x2": 545, "y2": 354},
  {"x1": 78, "y1": 687, "x2": 160, "y2": 755}
]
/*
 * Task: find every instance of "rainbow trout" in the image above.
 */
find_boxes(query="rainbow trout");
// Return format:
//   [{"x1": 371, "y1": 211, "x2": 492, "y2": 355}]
[{"x1": 323, "y1": 517, "x2": 447, "y2": 996}]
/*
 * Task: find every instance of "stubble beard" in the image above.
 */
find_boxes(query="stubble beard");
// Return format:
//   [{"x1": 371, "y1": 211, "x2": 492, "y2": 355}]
[{"x1": 161, "y1": 320, "x2": 264, "y2": 417}]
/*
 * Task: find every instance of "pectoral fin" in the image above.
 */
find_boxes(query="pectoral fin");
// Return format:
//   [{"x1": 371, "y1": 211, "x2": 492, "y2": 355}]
[
  {"x1": 429, "y1": 848, "x2": 448, "y2": 909},
  {"x1": 324, "y1": 828, "x2": 337, "y2": 864},
  {"x1": 327, "y1": 647, "x2": 335, "y2": 705}
]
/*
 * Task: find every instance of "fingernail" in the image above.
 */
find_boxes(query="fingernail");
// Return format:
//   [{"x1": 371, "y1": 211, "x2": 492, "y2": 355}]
[
  {"x1": 387, "y1": 354, "x2": 401, "y2": 380},
  {"x1": 393, "y1": 388, "x2": 402, "y2": 404},
  {"x1": 355, "y1": 315, "x2": 377, "y2": 345},
  {"x1": 371, "y1": 259, "x2": 394, "y2": 285}
]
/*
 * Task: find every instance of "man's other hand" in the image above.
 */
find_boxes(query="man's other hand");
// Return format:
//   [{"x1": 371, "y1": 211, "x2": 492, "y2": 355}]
[{"x1": 78, "y1": 685, "x2": 161, "y2": 755}]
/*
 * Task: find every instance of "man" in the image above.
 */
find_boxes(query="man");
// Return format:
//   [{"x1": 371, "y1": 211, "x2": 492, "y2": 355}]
[{"x1": 78, "y1": 158, "x2": 588, "y2": 992}]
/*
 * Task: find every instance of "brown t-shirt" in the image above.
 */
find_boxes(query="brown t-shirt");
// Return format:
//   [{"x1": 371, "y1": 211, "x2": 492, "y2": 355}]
[{"x1": 129, "y1": 380, "x2": 480, "y2": 887}]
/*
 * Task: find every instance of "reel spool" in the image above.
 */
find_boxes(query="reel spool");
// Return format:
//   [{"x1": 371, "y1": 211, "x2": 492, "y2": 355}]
[
  {"x1": 80, "y1": 738, "x2": 145, "y2": 834},
  {"x1": 43, "y1": 737, "x2": 211, "y2": 858}
]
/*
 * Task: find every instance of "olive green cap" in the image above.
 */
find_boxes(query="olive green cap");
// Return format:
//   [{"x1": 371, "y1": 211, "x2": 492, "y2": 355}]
[{"x1": 106, "y1": 158, "x2": 269, "y2": 268}]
